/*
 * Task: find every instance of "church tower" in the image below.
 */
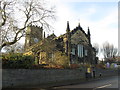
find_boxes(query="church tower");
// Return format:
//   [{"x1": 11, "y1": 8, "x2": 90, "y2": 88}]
[
  {"x1": 87, "y1": 27, "x2": 91, "y2": 44},
  {"x1": 24, "y1": 25, "x2": 43, "y2": 51}
]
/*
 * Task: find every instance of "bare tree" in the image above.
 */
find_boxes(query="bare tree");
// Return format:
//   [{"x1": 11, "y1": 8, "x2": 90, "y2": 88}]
[
  {"x1": 4, "y1": 42, "x2": 24, "y2": 53},
  {"x1": 102, "y1": 42, "x2": 118, "y2": 60},
  {"x1": 93, "y1": 43, "x2": 99, "y2": 56},
  {"x1": 0, "y1": 0, "x2": 56, "y2": 51}
]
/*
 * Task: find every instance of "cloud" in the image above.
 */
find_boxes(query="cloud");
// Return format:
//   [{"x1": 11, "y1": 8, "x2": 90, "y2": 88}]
[
  {"x1": 53, "y1": 1, "x2": 79, "y2": 36},
  {"x1": 53, "y1": 1, "x2": 118, "y2": 49},
  {"x1": 88, "y1": 8, "x2": 96, "y2": 15},
  {"x1": 91, "y1": 9, "x2": 118, "y2": 46}
]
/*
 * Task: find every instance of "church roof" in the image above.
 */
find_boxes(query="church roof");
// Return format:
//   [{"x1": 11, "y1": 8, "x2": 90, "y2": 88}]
[
  {"x1": 54, "y1": 22, "x2": 89, "y2": 41},
  {"x1": 47, "y1": 33, "x2": 57, "y2": 40}
]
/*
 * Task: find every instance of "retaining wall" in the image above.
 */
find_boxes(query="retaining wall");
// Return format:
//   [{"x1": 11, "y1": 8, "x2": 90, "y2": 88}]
[{"x1": 2, "y1": 68, "x2": 118, "y2": 88}]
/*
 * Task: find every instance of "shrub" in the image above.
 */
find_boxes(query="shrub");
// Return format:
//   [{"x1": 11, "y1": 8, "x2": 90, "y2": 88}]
[
  {"x1": 2, "y1": 53, "x2": 35, "y2": 69},
  {"x1": 53, "y1": 51, "x2": 69, "y2": 68},
  {"x1": 41, "y1": 51, "x2": 70, "y2": 69}
]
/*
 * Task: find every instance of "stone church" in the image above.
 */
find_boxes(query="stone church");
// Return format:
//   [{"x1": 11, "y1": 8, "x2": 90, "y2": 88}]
[{"x1": 24, "y1": 21, "x2": 97, "y2": 65}]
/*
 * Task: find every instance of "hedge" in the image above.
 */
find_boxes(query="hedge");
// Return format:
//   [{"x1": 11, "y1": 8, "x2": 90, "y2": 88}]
[{"x1": 1, "y1": 53, "x2": 35, "y2": 69}]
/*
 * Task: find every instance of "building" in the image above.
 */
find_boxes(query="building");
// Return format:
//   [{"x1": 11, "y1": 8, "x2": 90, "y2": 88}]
[{"x1": 24, "y1": 21, "x2": 97, "y2": 65}]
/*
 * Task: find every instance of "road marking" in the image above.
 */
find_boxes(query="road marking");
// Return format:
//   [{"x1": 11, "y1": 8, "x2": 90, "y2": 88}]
[{"x1": 93, "y1": 84, "x2": 112, "y2": 90}]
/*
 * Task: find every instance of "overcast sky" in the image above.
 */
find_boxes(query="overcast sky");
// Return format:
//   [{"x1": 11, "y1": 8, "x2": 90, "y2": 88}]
[{"x1": 47, "y1": 0, "x2": 118, "y2": 49}]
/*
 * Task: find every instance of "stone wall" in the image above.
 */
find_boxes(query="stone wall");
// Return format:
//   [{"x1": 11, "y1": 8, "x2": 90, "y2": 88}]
[
  {"x1": 2, "y1": 69, "x2": 118, "y2": 88},
  {"x1": 95, "y1": 68, "x2": 118, "y2": 77}
]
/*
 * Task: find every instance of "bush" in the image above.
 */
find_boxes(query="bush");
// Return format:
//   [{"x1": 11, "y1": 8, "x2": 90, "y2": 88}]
[
  {"x1": 2, "y1": 53, "x2": 35, "y2": 69},
  {"x1": 53, "y1": 51, "x2": 69, "y2": 68}
]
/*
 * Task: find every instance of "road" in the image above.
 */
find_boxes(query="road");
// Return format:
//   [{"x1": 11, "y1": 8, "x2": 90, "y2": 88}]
[
  {"x1": 52, "y1": 76, "x2": 119, "y2": 90},
  {"x1": 2, "y1": 76, "x2": 119, "y2": 90}
]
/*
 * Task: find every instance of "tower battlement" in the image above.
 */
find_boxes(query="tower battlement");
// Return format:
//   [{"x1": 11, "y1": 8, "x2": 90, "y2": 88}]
[{"x1": 24, "y1": 25, "x2": 43, "y2": 51}]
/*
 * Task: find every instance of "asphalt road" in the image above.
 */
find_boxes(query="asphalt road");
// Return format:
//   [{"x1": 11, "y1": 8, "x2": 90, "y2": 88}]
[
  {"x1": 52, "y1": 76, "x2": 119, "y2": 90},
  {"x1": 2, "y1": 76, "x2": 119, "y2": 90}
]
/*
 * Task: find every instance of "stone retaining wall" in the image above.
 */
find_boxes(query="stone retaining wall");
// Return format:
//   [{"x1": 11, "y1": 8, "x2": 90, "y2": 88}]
[{"x1": 2, "y1": 68, "x2": 118, "y2": 88}]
